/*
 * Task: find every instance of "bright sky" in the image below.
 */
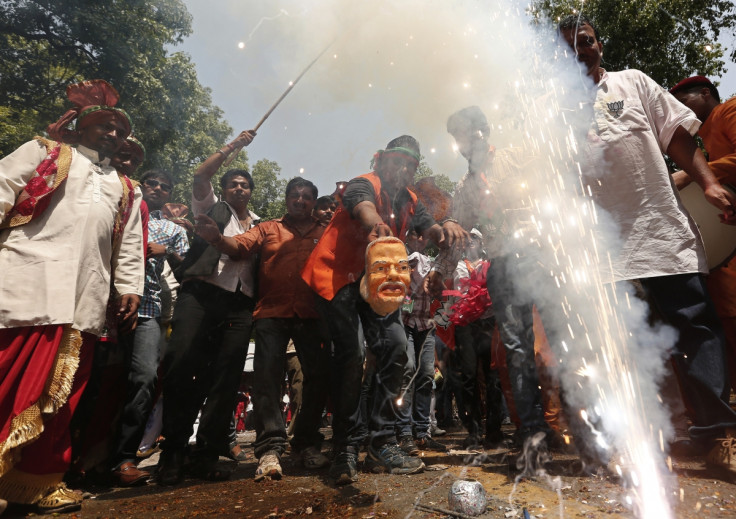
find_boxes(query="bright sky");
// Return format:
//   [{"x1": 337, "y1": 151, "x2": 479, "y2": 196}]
[{"x1": 177, "y1": 0, "x2": 736, "y2": 197}]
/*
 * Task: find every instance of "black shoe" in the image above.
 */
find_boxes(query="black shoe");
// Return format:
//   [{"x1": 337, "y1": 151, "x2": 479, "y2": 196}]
[
  {"x1": 670, "y1": 438, "x2": 709, "y2": 457},
  {"x1": 329, "y1": 450, "x2": 358, "y2": 485},
  {"x1": 462, "y1": 435, "x2": 482, "y2": 449},
  {"x1": 484, "y1": 430, "x2": 506, "y2": 448},
  {"x1": 416, "y1": 436, "x2": 447, "y2": 452},
  {"x1": 398, "y1": 435, "x2": 419, "y2": 455},
  {"x1": 366, "y1": 442, "x2": 425, "y2": 474},
  {"x1": 158, "y1": 449, "x2": 184, "y2": 486}
]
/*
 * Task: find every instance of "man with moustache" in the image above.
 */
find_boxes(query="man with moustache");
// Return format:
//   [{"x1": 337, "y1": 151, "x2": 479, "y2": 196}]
[
  {"x1": 558, "y1": 14, "x2": 736, "y2": 472},
  {"x1": 196, "y1": 177, "x2": 329, "y2": 481},
  {"x1": 158, "y1": 130, "x2": 258, "y2": 485},
  {"x1": 0, "y1": 79, "x2": 144, "y2": 513},
  {"x1": 302, "y1": 135, "x2": 467, "y2": 484},
  {"x1": 110, "y1": 169, "x2": 189, "y2": 486},
  {"x1": 670, "y1": 76, "x2": 736, "y2": 392}
]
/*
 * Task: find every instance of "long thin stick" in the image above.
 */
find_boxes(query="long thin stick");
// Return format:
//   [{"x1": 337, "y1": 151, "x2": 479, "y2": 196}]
[{"x1": 223, "y1": 38, "x2": 336, "y2": 166}]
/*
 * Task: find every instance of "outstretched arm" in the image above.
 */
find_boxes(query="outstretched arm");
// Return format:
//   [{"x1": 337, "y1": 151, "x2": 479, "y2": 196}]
[
  {"x1": 667, "y1": 125, "x2": 736, "y2": 223},
  {"x1": 193, "y1": 130, "x2": 256, "y2": 201}
]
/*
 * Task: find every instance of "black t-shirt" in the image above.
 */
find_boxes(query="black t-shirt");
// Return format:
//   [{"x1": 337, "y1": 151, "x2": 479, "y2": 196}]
[{"x1": 342, "y1": 177, "x2": 436, "y2": 235}]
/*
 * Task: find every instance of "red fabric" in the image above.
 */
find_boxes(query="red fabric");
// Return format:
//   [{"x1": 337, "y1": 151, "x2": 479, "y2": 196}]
[
  {"x1": 47, "y1": 80, "x2": 130, "y2": 143},
  {"x1": 140, "y1": 200, "x2": 150, "y2": 262},
  {"x1": 0, "y1": 326, "x2": 95, "y2": 475},
  {"x1": 0, "y1": 326, "x2": 66, "y2": 445},
  {"x1": 2, "y1": 140, "x2": 69, "y2": 228},
  {"x1": 445, "y1": 260, "x2": 492, "y2": 326},
  {"x1": 430, "y1": 282, "x2": 456, "y2": 351},
  {"x1": 16, "y1": 332, "x2": 95, "y2": 475}
]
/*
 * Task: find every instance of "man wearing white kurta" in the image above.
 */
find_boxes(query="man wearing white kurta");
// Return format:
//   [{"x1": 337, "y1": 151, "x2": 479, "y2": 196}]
[
  {"x1": 0, "y1": 79, "x2": 144, "y2": 513},
  {"x1": 559, "y1": 15, "x2": 736, "y2": 473}
]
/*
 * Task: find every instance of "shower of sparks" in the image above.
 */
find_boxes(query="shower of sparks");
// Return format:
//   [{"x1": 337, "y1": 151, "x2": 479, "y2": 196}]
[{"x1": 500, "y1": 10, "x2": 675, "y2": 513}]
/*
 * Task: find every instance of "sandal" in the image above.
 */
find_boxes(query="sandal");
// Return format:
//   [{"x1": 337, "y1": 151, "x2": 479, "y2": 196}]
[
  {"x1": 35, "y1": 483, "x2": 82, "y2": 514},
  {"x1": 227, "y1": 443, "x2": 248, "y2": 462}
]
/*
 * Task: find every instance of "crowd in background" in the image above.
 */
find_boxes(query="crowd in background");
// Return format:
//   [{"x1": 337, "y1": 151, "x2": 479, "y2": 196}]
[{"x1": 3, "y1": 14, "x2": 736, "y2": 515}]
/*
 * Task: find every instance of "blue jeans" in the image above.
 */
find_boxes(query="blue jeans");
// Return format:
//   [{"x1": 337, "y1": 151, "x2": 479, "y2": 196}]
[
  {"x1": 251, "y1": 318, "x2": 328, "y2": 458},
  {"x1": 486, "y1": 254, "x2": 551, "y2": 439},
  {"x1": 396, "y1": 327, "x2": 436, "y2": 439},
  {"x1": 114, "y1": 316, "x2": 161, "y2": 466},
  {"x1": 640, "y1": 273, "x2": 736, "y2": 442},
  {"x1": 316, "y1": 281, "x2": 408, "y2": 450}
]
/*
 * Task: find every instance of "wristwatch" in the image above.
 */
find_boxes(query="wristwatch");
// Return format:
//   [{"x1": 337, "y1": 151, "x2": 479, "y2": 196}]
[{"x1": 165, "y1": 245, "x2": 176, "y2": 258}]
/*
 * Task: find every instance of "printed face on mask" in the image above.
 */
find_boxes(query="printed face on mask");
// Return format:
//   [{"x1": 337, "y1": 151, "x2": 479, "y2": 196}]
[{"x1": 360, "y1": 237, "x2": 411, "y2": 316}]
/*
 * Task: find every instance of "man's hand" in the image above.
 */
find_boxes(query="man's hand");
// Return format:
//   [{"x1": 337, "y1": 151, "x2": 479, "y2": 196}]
[
  {"x1": 671, "y1": 170, "x2": 693, "y2": 191},
  {"x1": 423, "y1": 270, "x2": 445, "y2": 299},
  {"x1": 232, "y1": 130, "x2": 256, "y2": 149},
  {"x1": 429, "y1": 221, "x2": 469, "y2": 249},
  {"x1": 147, "y1": 242, "x2": 166, "y2": 257},
  {"x1": 194, "y1": 214, "x2": 222, "y2": 244},
  {"x1": 703, "y1": 184, "x2": 736, "y2": 224},
  {"x1": 117, "y1": 294, "x2": 140, "y2": 334},
  {"x1": 367, "y1": 222, "x2": 392, "y2": 242}
]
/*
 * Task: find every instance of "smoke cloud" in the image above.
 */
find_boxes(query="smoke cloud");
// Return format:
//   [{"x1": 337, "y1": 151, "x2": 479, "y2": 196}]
[{"x1": 183, "y1": 1, "x2": 682, "y2": 515}]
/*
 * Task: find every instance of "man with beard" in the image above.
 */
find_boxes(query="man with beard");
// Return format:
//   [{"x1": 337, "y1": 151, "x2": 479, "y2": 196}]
[
  {"x1": 559, "y1": 14, "x2": 736, "y2": 473},
  {"x1": 0, "y1": 79, "x2": 143, "y2": 513},
  {"x1": 302, "y1": 135, "x2": 466, "y2": 484},
  {"x1": 158, "y1": 130, "x2": 258, "y2": 485}
]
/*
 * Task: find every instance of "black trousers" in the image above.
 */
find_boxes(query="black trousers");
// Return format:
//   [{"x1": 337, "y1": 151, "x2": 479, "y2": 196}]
[{"x1": 161, "y1": 280, "x2": 254, "y2": 460}]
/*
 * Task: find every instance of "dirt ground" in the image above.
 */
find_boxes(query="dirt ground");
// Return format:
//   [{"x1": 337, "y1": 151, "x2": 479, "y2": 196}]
[{"x1": 6, "y1": 426, "x2": 736, "y2": 519}]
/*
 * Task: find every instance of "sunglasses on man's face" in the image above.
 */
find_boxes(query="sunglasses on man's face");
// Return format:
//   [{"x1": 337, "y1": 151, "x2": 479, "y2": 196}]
[{"x1": 143, "y1": 178, "x2": 173, "y2": 193}]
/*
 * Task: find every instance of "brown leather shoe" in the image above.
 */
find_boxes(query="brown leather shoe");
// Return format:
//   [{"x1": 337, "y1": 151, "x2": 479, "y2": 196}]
[{"x1": 113, "y1": 461, "x2": 149, "y2": 486}]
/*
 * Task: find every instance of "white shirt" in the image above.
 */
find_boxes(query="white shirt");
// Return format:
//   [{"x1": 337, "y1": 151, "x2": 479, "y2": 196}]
[
  {"x1": 581, "y1": 69, "x2": 706, "y2": 282},
  {"x1": 0, "y1": 140, "x2": 144, "y2": 335},
  {"x1": 191, "y1": 182, "x2": 258, "y2": 297}
]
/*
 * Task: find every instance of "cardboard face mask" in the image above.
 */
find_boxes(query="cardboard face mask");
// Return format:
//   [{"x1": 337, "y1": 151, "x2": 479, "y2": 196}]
[{"x1": 360, "y1": 237, "x2": 411, "y2": 316}]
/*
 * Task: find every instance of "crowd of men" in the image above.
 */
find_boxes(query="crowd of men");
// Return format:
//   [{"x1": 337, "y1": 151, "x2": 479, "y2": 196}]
[{"x1": 1, "y1": 14, "x2": 736, "y2": 515}]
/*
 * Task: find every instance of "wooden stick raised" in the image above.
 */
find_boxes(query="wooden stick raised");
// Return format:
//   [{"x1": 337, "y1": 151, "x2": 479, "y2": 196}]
[{"x1": 223, "y1": 39, "x2": 336, "y2": 166}]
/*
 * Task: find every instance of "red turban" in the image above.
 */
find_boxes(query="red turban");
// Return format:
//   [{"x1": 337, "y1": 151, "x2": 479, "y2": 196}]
[{"x1": 47, "y1": 79, "x2": 132, "y2": 144}]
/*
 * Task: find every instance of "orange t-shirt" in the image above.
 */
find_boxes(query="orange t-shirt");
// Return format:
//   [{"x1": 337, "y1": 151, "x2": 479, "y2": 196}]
[{"x1": 702, "y1": 96, "x2": 736, "y2": 317}]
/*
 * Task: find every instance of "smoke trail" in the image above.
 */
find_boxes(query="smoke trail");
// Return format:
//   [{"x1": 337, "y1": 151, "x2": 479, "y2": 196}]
[
  {"x1": 218, "y1": 1, "x2": 680, "y2": 515},
  {"x1": 237, "y1": 8, "x2": 290, "y2": 50}
]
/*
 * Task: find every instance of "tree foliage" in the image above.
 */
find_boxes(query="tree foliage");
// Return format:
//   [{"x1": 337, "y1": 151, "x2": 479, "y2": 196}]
[
  {"x1": 249, "y1": 159, "x2": 287, "y2": 221},
  {"x1": 416, "y1": 157, "x2": 457, "y2": 195},
  {"x1": 529, "y1": 0, "x2": 736, "y2": 87},
  {"x1": 0, "y1": 0, "x2": 233, "y2": 196}
]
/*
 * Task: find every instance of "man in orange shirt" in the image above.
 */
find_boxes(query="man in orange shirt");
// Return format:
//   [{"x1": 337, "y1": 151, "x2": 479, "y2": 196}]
[
  {"x1": 196, "y1": 177, "x2": 329, "y2": 482},
  {"x1": 671, "y1": 76, "x2": 736, "y2": 390}
]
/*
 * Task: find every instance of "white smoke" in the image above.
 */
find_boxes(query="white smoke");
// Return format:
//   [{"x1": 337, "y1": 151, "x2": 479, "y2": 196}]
[{"x1": 185, "y1": 1, "x2": 681, "y2": 515}]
